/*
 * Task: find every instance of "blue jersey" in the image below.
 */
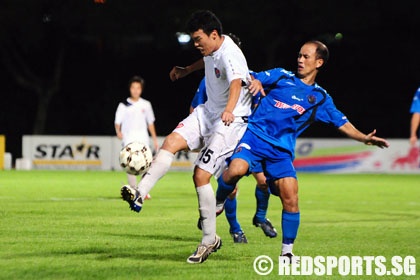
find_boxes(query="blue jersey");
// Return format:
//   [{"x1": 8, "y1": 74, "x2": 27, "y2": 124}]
[
  {"x1": 191, "y1": 78, "x2": 207, "y2": 109},
  {"x1": 410, "y1": 86, "x2": 420, "y2": 113},
  {"x1": 191, "y1": 77, "x2": 261, "y2": 109},
  {"x1": 248, "y1": 68, "x2": 348, "y2": 157}
]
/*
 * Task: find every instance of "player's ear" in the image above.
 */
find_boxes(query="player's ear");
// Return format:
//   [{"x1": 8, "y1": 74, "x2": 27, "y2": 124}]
[
  {"x1": 316, "y1": 59, "x2": 324, "y2": 69},
  {"x1": 211, "y1": 30, "x2": 218, "y2": 40}
]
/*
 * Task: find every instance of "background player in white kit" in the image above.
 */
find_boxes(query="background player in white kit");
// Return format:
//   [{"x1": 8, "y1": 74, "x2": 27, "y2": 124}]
[
  {"x1": 115, "y1": 75, "x2": 159, "y2": 199},
  {"x1": 120, "y1": 10, "x2": 258, "y2": 263}
]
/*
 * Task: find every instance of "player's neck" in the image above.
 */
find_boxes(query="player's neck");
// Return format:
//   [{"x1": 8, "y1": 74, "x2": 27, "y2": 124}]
[
  {"x1": 212, "y1": 35, "x2": 225, "y2": 54},
  {"x1": 129, "y1": 97, "x2": 140, "y2": 102},
  {"x1": 298, "y1": 73, "x2": 317, "y2": 86}
]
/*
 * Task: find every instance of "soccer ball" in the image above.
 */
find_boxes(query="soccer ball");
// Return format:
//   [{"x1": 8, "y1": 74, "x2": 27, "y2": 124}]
[{"x1": 119, "y1": 142, "x2": 153, "y2": 175}]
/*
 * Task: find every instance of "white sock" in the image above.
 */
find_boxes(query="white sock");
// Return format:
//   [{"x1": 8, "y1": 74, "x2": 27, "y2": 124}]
[
  {"x1": 127, "y1": 174, "x2": 137, "y2": 188},
  {"x1": 138, "y1": 149, "x2": 174, "y2": 200},
  {"x1": 282, "y1": 243, "x2": 294, "y2": 255},
  {"x1": 196, "y1": 183, "x2": 216, "y2": 245}
]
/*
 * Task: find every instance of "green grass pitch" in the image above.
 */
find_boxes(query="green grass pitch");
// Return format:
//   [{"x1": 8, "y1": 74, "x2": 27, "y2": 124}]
[{"x1": 0, "y1": 170, "x2": 419, "y2": 279}]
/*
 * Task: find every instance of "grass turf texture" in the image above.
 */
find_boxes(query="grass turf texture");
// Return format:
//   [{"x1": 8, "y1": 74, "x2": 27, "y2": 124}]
[{"x1": 0, "y1": 170, "x2": 418, "y2": 280}]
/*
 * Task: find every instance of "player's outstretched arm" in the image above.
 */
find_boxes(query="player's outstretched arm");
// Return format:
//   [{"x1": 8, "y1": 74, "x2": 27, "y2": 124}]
[
  {"x1": 169, "y1": 59, "x2": 204, "y2": 81},
  {"x1": 338, "y1": 122, "x2": 390, "y2": 149}
]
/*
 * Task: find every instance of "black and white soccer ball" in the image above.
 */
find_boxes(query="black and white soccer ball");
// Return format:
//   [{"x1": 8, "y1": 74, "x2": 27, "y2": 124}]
[{"x1": 119, "y1": 142, "x2": 153, "y2": 175}]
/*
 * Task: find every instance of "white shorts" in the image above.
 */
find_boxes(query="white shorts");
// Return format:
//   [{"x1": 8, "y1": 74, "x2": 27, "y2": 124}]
[{"x1": 173, "y1": 104, "x2": 248, "y2": 178}]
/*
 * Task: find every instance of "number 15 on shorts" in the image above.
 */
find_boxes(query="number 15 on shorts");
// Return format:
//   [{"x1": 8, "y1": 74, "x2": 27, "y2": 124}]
[{"x1": 199, "y1": 148, "x2": 214, "y2": 164}]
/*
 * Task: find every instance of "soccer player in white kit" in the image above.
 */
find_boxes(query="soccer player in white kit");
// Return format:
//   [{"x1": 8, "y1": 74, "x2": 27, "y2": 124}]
[
  {"x1": 120, "y1": 10, "x2": 258, "y2": 263},
  {"x1": 115, "y1": 75, "x2": 159, "y2": 198}
]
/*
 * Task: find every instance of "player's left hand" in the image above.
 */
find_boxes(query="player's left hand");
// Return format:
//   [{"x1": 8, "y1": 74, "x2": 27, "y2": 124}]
[
  {"x1": 364, "y1": 129, "x2": 390, "y2": 149},
  {"x1": 169, "y1": 66, "x2": 189, "y2": 81},
  {"x1": 248, "y1": 78, "x2": 265, "y2": 96},
  {"x1": 221, "y1": 111, "x2": 235, "y2": 126}
]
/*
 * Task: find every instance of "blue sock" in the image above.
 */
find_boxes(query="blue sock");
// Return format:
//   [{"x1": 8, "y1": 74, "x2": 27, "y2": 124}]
[
  {"x1": 254, "y1": 186, "x2": 269, "y2": 223},
  {"x1": 224, "y1": 197, "x2": 241, "y2": 233},
  {"x1": 216, "y1": 176, "x2": 236, "y2": 201},
  {"x1": 282, "y1": 210, "x2": 300, "y2": 244}
]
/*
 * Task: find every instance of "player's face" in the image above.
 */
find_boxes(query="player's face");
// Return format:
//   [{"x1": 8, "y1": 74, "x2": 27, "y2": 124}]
[
  {"x1": 296, "y1": 43, "x2": 324, "y2": 79},
  {"x1": 129, "y1": 82, "x2": 142, "y2": 100},
  {"x1": 191, "y1": 29, "x2": 218, "y2": 56}
]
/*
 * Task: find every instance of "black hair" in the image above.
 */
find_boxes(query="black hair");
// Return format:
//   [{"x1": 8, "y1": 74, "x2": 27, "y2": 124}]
[
  {"x1": 186, "y1": 10, "x2": 223, "y2": 36},
  {"x1": 128, "y1": 75, "x2": 145, "y2": 89},
  {"x1": 227, "y1": 33, "x2": 242, "y2": 49}
]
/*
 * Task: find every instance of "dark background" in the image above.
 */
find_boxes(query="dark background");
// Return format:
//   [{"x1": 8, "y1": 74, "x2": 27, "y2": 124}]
[{"x1": 1, "y1": 0, "x2": 419, "y2": 161}]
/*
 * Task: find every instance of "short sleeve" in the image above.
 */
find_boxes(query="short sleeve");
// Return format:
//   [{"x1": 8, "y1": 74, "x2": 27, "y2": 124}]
[
  {"x1": 145, "y1": 101, "x2": 156, "y2": 125},
  {"x1": 253, "y1": 68, "x2": 287, "y2": 89},
  {"x1": 315, "y1": 97, "x2": 348, "y2": 127},
  {"x1": 410, "y1": 87, "x2": 420, "y2": 113},
  {"x1": 114, "y1": 103, "x2": 124, "y2": 125},
  {"x1": 220, "y1": 50, "x2": 249, "y2": 84}
]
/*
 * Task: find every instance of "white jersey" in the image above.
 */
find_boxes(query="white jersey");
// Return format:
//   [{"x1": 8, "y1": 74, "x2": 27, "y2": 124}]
[
  {"x1": 114, "y1": 97, "x2": 155, "y2": 146},
  {"x1": 203, "y1": 35, "x2": 252, "y2": 117}
]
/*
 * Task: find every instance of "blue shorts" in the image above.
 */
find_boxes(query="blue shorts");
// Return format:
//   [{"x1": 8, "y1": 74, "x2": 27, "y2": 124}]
[{"x1": 231, "y1": 130, "x2": 296, "y2": 194}]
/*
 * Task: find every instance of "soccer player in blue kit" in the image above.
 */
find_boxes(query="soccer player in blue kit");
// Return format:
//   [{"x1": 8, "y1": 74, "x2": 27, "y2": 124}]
[{"x1": 215, "y1": 40, "x2": 390, "y2": 261}]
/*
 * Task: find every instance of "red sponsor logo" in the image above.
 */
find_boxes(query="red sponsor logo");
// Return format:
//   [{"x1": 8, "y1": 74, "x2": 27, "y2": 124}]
[
  {"x1": 176, "y1": 123, "x2": 184, "y2": 128},
  {"x1": 391, "y1": 146, "x2": 419, "y2": 169},
  {"x1": 274, "y1": 100, "x2": 305, "y2": 115}
]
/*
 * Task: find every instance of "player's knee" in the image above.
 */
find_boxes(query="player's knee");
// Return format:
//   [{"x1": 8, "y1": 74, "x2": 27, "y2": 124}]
[
  {"x1": 192, "y1": 168, "x2": 211, "y2": 187},
  {"x1": 280, "y1": 193, "x2": 299, "y2": 212},
  {"x1": 161, "y1": 133, "x2": 187, "y2": 153},
  {"x1": 225, "y1": 159, "x2": 248, "y2": 182},
  {"x1": 257, "y1": 182, "x2": 268, "y2": 191}
]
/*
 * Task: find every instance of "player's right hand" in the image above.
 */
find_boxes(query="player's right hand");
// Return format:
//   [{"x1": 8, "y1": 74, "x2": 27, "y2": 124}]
[
  {"x1": 221, "y1": 111, "x2": 235, "y2": 126},
  {"x1": 169, "y1": 66, "x2": 188, "y2": 81},
  {"x1": 248, "y1": 79, "x2": 265, "y2": 96}
]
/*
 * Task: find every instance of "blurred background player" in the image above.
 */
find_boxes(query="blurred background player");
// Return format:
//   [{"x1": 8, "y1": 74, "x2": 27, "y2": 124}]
[
  {"x1": 115, "y1": 75, "x2": 159, "y2": 200},
  {"x1": 189, "y1": 33, "x2": 277, "y2": 243},
  {"x1": 216, "y1": 40, "x2": 390, "y2": 261},
  {"x1": 409, "y1": 86, "x2": 420, "y2": 147}
]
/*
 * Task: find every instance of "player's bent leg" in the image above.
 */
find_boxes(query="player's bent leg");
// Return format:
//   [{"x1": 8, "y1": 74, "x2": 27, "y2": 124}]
[
  {"x1": 223, "y1": 158, "x2": 249, "y2": 185},
  {"x1": 225, "y1": 197, "x2": 248, "y2": 243},
  {"x1": 251, "y1": 172, "x2": 277, "y2": 237},
  {"x1": 121, "y1": 133, "x2": 188, "y2": 213},
  {"x1": 215, "y1": 158, "x2": 249, "y2": 215},
  {"x1": 160, "y1": 132, "x2": 189, "y2": 153},
  {"x1": 223, "y1": 187, "x2": 248, "y2": 243},
  {"x1": 137, "y1": 132, "x2": 188, "y2": 200},
  {"x1": 274, "y1": 177, "x2": 300, "y2": 259}
]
